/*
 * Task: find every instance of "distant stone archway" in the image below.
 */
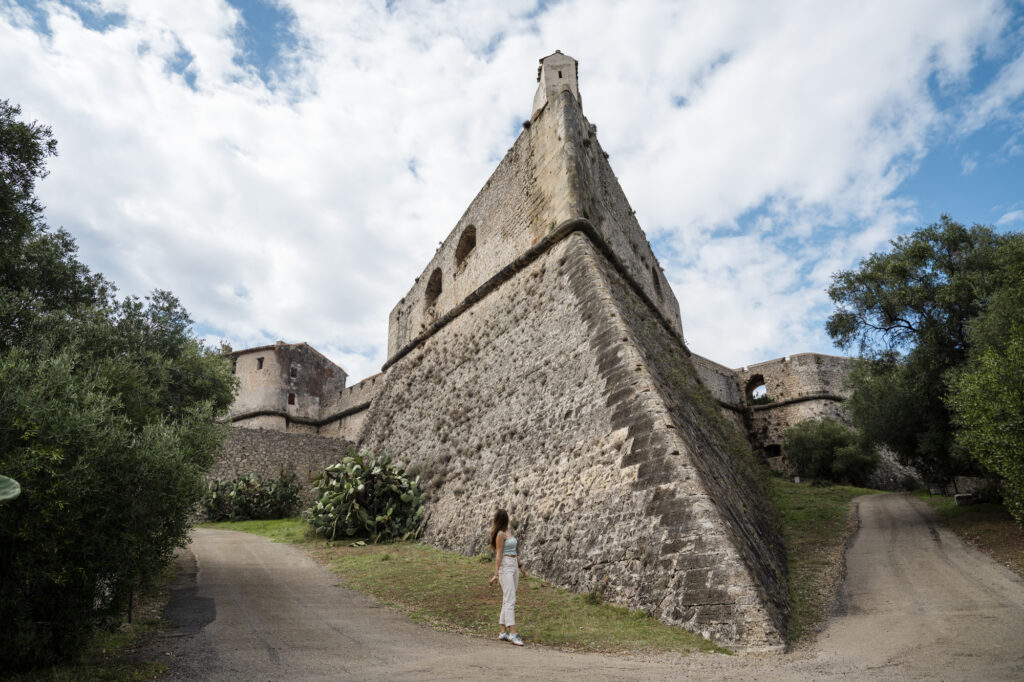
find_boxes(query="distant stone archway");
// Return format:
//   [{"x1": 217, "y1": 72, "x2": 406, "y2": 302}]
[{"x1": 746, "y1": 374, "x2": 768, "y2": 404}]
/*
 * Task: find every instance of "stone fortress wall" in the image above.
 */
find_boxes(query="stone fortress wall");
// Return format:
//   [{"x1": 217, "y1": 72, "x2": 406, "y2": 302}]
[
  {"x1": 216, "y1": 53, "x2": 881, "y2": 650},
  {"x1": 228, "y1": 342, "x2": 348, "y2": 434},
  {"x1": 734, "y1": 353, "x2": 853, "y2": 456},
  {"x1": 212, "y1": 427, "x2": 354, "y2": 504},
  {"x1": 386, "y1": 54, "x2": 682, "y2": 362}
]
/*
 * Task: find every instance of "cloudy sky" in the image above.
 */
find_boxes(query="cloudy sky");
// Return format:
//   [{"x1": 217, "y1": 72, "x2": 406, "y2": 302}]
[{"x1": 3, "y1": 1, "x2": 1023, "y2": 380}]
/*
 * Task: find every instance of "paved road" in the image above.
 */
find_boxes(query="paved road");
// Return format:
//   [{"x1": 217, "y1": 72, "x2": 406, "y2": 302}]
[{"x1": 146, "y1": 494, "x2": 1024, "y2": 680}]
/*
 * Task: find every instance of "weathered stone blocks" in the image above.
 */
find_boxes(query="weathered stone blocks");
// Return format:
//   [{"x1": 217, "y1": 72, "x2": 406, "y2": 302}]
[{"x1": 359, "y1": 233, "x2": 787, "y2": 649}]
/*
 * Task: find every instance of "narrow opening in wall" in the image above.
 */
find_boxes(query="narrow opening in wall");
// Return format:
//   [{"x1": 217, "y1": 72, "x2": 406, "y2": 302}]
[
  {"x1": 455, "y1": 225, "x2": 477, "y2": 269},
  {"x1": 425, "y1": 267, "x2": 442, "y2": 308},
  {"x1": 558, "y1": 70, "x2": 562, "y2": 78},
  {"x1": 746, "y1": 374, "x2": 771, "y2": 404},
  {"x1": 256, "y1": 357, "x2": 264, "y2": 370},
  {"x1": 288, "y1": 393, "x2": 296, "y2": 405},
  {"x1": 290, "y1": 367, "x2": 297, "y2": 378},
  {"x1": 764, "y1": 444, "x2": 782, "y2": 459}
]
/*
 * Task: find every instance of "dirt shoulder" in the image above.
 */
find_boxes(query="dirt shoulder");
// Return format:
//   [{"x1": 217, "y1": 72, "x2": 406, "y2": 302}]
[{"x1": 915, "y1": 492, "x2": 1024, "y2": 578}]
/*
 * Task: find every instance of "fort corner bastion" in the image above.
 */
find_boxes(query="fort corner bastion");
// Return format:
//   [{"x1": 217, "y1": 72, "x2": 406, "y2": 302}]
[{"x1": 215, "y1": 52, "x2": 873, "y2": 650}]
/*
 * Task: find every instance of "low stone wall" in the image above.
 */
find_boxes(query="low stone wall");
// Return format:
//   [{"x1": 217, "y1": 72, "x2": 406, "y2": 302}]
[{"x1": 211, "y1": 427, "x2": 354, "y2": 504}]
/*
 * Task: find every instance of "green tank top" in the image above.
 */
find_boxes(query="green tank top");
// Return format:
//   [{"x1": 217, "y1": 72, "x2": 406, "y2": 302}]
[{"x1": 502, "y1": 535, "x2": 518, "y2": 556}]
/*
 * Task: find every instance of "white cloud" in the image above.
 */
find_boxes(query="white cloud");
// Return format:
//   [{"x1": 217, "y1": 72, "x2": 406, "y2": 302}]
[
  {"x1": 997, "y1": 209, "x2": 1024, "y2": 225},
  {"x1": 1, "y1": 0, "x2": 1020, "y2": 378}
]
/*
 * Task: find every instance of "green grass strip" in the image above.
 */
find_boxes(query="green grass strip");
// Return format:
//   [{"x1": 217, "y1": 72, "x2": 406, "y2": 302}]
[
  {"x1": 206, "y1": 480, "x2": 883, "y2": 651},
  {"x1": 203, "y1": 517, "x2": 725, "y2": 655},
  {"x1": 198, "y1": 516, "x2": 310, "y2": 543},
  {"x1": 772, "y1": 478, "x2": 881, "y2": 643}
]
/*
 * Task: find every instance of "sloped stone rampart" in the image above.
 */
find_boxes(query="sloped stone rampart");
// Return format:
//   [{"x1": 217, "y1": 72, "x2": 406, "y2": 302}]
[
  {"x1": 213, "y1": 428, "x2": 354, "y2": 504},
  {"x1": 358, "y1": 231, "x2": 786, "y2": 649}
]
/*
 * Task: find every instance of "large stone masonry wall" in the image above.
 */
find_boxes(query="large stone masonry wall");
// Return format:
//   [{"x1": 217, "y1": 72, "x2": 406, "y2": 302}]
[
  {"x1": 387, "y1": 90, "x2": 683, "y2": 360},
  {"x1": 692, "y1": 353, "x2": 744, "y2": 406},
  {"x1": 564, "y1": 93, "x2": 684, "y2": 337},
  {"x1": 359, "y1": 233, "x2": 786, "y2": 650},
  {"x1": 318, "y1": 372, "x2": 387, "y2": 441},
  {"x1": 212, "y1": 428, "x2": 354, "y2": 504}
]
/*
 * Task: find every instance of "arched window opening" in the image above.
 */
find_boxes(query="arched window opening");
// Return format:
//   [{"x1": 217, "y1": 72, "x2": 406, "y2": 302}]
[
  {"x1": 455, "y1": 225, "x2": 477, "y2": 269},
  {"x1": 425, "y1": 268, "x2": 443, "y2": 309},
  {"x1": 651, "y1": 266, "x2": 663, "y2": 300},
  {"x1": 746, "y1": 375, "x2": 771, "y2": 405}
]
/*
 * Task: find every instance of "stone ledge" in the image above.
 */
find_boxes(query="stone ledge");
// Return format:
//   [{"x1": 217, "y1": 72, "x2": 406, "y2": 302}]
[
  {"x1": 382, "y1": 218, "x2": 689, "y2": 373},
  {"x1": 229, "y1": 400, "x2": 372, "y2": 428}
]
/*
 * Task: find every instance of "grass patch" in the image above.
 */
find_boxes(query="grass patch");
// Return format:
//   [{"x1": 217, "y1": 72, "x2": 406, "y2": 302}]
[
  {"x1": 913, "y1": 491, "x2": 1024, "y2": 579},
  {"x1": 198, "y1": 516, "x2": 310, "y2": 543},
  {"x1": 199, "y1": 517, "x2": 725, "y2": 654},
  {"x1": 308, "y1": 540, "x2": 726, "y2": 655},
  {"x1": 772, "y1": 478, "x2": 881, "y2": 643},
  {"x1": 204, "y1": 484, "x2": 898, "y2": 652}
]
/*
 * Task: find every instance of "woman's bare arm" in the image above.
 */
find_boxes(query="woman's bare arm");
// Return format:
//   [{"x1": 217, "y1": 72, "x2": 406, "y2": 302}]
[{"x1": 489, "y1": 533, "x2": 504, "y2": 585}]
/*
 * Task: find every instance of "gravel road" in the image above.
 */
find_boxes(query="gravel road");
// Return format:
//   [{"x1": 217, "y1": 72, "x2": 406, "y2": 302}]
[{"x1": 146, "y1": 494, "x2": 1024, "y2": 680}]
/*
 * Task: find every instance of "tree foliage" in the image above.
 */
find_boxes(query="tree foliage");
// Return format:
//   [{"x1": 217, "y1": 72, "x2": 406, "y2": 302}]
[
  {"x1": 827, "y1": 216, "x2": 1022, "y2": 481},
  {"x1": 783, "y1": 418, "x2": 877, "y2": 486},
  {"x1": 946, "y1": 239, "x2": 1024, "y2": 523},
  {"x1": 0, "y1": 100, "x2": 236, "y2": 670},
  {"x1": 947, "y1": 326, "x2": 1024, "y2": 523}
]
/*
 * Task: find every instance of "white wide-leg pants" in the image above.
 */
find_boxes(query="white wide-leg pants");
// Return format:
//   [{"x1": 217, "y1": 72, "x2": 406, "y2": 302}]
[{"x1": 498, "y1": 555, "x2": 519, "y2": 627}]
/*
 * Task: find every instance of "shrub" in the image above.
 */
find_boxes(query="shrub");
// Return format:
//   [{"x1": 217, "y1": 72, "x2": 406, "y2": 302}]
[
  {"x1": 305, "y1": 451, "x2": 424, "y2": 543},
  {"x1": 783, "y1": 418, "x2": 878, "y2": 486},
  {"x1": 204, "y1": 470, "x2": 302, "y2": 521}
]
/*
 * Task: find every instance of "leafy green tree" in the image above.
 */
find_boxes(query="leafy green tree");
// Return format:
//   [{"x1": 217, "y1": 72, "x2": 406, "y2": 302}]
[
  {"x1": 946, "y1": 239, "x2": 1024, "y2": 523},
  {"x1": 826, "y1": 216, "x2": 1017, "y2": 481},
  {"x1": 0, "y1": 100, "x2": 235, "y2": 670},
  {"x1": 947, "y1": 326, "x2": 1024, "y2": 523},
  {"x1": 783, "y1": 418, "x2": 877, "y2": 486}
]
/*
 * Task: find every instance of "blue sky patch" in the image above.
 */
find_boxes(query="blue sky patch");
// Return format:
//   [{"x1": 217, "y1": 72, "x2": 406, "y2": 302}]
[
  {"x1": 225, "y1": 0, "x2": 301, "y2": 87},
  {"x1": 165, "y1": 46, "x2": 198, "y2": 90}
]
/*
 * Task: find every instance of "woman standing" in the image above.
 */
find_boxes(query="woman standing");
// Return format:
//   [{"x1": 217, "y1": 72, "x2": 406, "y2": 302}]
[{"x1": 488, "y1": 509, "x2": 526, "y2": 646}]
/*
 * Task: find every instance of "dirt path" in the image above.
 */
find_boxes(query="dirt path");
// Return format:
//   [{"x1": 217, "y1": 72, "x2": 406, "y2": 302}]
[{"x1": 146, "y1": 494, "x2": 1024, "y2": 680}]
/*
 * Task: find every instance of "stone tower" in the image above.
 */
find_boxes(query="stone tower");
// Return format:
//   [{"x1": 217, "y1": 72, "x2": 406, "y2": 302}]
[{"x1": 358, "y1": 52, "x2": 789, "y2": 650}]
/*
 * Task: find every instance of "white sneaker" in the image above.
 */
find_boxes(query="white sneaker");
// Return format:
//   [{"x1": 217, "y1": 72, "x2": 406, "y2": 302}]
[
  {"x1": 509, "y1": 633, "x2": 524, "y2": 646},
  {"x1": 498, "y1": 632, "x2": 509, "y2": 641}
]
